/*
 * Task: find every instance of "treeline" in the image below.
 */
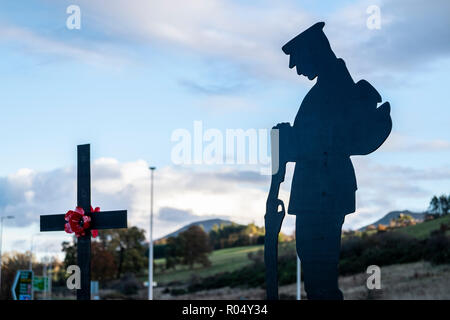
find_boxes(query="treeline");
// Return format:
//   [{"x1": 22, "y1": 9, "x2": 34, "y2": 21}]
[
  {"x1": 209, "y1": 223, "x2": 266, "y2": 250},
  {"x1": 157, "y1": 222, "x2": 278, "y2": 267},
  {"x1": 0, "y1": 227, "x2": 150, "y2": 299},
  {"x1": 428, "y1": 194, "x2": 450, "y2": 216},
  {"x1": 339, "y1": 223, "x2": 450, "y2": 274},
  {"x1": 0, "y1": 252, "x2": 62, "y2": 299},
  {"x1": 162, "y1": 223, "x2": 267, "y2": 271}
]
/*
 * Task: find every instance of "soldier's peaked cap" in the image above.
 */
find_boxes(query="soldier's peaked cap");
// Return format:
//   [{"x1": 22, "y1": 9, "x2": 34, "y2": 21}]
[{"x1": 282, "y1": 22, "x2": 326, "y2": 55}]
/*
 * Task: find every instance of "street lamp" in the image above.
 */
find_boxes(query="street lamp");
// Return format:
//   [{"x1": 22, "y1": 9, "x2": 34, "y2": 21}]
[
  {"x1": 29, "y1": 233, "x2": 42, "y2": 271},
  {"x1": 0, "y1": 215, "x2": 15, "y2": 291},
  {"x1": 148, "y1": 166, "x2": 156, "y2": 300}
]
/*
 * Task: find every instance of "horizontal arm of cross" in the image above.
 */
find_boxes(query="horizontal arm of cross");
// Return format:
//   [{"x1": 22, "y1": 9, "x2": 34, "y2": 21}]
[{"x1": 40, "y1": 210, "x2": 127, "y2": 232}]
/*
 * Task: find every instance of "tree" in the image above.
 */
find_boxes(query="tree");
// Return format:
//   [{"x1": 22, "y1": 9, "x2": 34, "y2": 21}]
[
  {"x1": 428, "y1": 194, "x2": 449, "y2": 215},
  {"x1": 0, "y1": 252, "x2": 43, "y2": 299},
  {"x1": 438, "y1": 194, "x2": 449, "y2": 215},
  {"x1": 165, "y1": 236, "x2": 182, "y2": 270},
  {"x1": 62, "y1": 238, "x2": 77, "y2": 269},
  {"x1": 91, "y1": 242, "x2": 117, "y2": 282},
  {"x1": 99, "y1": 226, "x2": 148, "y2": 279},
  {"x1": 62, "y1": 226, "x2": 148, "y2": 281},
  {"x1": 428, "y1": 195, "x2": 440, "y2": 214},
  {"x1": 170, "y1": 226, "x2": 212, "y2": 269},
  {"x1": 63, "y1": 237, "x2": 117, "y2": 283}
]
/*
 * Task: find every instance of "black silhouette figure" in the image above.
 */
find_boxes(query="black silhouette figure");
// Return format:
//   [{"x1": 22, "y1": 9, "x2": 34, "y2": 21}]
[{"x1": 264, "y1": 22, "x2": 392, "y2": 300}]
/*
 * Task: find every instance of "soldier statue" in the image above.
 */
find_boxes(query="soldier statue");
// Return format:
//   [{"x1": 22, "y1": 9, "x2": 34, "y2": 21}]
[{"x1": 264, "y1": 22, "x2": 392, "y2": 300}]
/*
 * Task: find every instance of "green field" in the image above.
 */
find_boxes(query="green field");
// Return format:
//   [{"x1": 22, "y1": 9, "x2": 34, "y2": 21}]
[
  {"x1": 396, "y1": 214, "x2": 450, "y2": 239},
  {"x1": 154, "y1": 245, "x2": 263, "y2": 284}
]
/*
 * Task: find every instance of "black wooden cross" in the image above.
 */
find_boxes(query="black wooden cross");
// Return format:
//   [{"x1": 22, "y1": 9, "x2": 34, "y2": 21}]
[{"x1": 40, "y1": 144, "x2": 127, "y2": 300}]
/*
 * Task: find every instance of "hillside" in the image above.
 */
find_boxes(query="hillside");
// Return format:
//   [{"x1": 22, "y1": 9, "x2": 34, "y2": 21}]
[
  {"x1": 359, "y1": 210, "x2": 425, "y2": 231},
  {"x1": 154, "y1": 245, "x2": 263, "y2": 284},
  {"x1": 154, "y1": 214, "x2": 449, "y2": 285},
  {"x1": 158, "y1": 218, "x2": 236, "y2": 240},
  {"x1": 396, "y1": 214, "x2": 450, "y2": 239}
]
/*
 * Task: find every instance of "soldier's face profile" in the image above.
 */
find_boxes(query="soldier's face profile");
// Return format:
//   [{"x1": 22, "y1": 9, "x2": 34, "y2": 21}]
[{"x1": 288, "y1": 52, "x2": 318, "y2": 80}]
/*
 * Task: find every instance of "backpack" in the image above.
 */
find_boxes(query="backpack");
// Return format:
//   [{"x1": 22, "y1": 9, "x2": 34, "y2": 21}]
[{"x1": 347, "y1": 79, "x2": 392, "y2": 155}]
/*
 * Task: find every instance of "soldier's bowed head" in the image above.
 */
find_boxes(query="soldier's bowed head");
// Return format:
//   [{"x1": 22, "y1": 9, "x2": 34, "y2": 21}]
[{"x1": 282, "y1": 22, "x2": 336, "y2": 80}]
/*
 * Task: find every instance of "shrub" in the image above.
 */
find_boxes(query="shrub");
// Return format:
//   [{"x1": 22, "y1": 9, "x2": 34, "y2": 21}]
[
  {"x1": 170, "y1": 288, "x2": 188, "y2": 295},
  {"x1": 339, "y1": 232, "x2": 425, "y2": 275},
  {"x1": 111, "y1": 273, "x2": 143, "y2": 296},
  {"x1": 424, "y1": 234, "x2": 450, "y2": 264},
  {"x1": 339, "y1": 230, "x2": 450, "y2": 275}
]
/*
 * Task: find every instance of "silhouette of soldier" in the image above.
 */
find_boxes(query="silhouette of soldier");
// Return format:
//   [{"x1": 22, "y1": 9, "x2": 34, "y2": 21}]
[{"x1": 264, "y1": 22, "x2": 392, "y2": 300}]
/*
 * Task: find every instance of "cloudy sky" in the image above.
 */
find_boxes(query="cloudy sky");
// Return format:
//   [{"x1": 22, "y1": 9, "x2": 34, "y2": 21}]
[{"x1": 0, "y1": 0, "x2": 449, "y2": 258}]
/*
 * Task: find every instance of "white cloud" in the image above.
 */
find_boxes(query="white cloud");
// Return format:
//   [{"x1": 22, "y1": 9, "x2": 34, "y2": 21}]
[
  {"x1": 3, "y1": 0, "x2": 448, "y2": 83},
  {"x1": 345, "y1": 156, "x2": 450, "y2": 229},
  {"x1": 66, "y1": 0, "x2": 314, "y2": 79},
  {"x1": 326, "y1": 0, "x2": 450, "y2": 83},
  {"x1": 1, "y1": 155, "x2": 448, "y2": 247},
  {"x1": 0, "y1": 25, "x2": 127, "y2": 68},
  {"x1": 379, "y1": 132, "x2": 450, "y2": 152},
  {"x1": 71, "y1": 0, "x2": 450, "y2": 82},
  {"x1": 0, "y1": 159, "x2": 269, "y2": 240}
]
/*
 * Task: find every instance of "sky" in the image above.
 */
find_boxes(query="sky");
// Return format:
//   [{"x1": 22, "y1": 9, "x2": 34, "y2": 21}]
[{"x1": 0, "y1": 0, "x2": 449, "y2": 260}]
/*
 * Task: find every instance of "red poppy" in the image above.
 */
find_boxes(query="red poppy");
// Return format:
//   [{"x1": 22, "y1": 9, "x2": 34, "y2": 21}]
[
  {"x1": 64, "y1": 206, "x2": 99, "y2": 238},
  {"x1": 90, "y1": 206, "x2": 100, "y2": 238}
]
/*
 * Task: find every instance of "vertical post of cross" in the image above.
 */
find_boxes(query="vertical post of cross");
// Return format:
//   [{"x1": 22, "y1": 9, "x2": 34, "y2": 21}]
[{"x1": 77, "y1": 144, "x2": 91, "y2": 300}]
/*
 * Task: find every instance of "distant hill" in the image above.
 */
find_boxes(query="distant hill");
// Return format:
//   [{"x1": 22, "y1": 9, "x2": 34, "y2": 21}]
[
  {"x1": 158, "y1": 219, "x2": 236, "y2": 240},
  {"x1": 359, "y1": 210, "x2": 425, "y2": 231}
]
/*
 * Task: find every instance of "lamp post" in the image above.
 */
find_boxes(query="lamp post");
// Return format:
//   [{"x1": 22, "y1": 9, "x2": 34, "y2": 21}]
[
  {"x1": 148, "y1": 166, "x2": 156, "y2": 300},
  {"x1": 43, "y1": 256, "x2": 48, "y2": 300},
  {"x1": 29, "y1": 233, "x2": 41, "y2": 271},
  {"x1": 48, "y1": 256, "x2": 53, "y2": 300},
  {"x1": 41, "y1": 245, "x2": 56, "y2": 300},
  {"x1": 0, "y1": 215, "x2": 15, "y2": 291}
]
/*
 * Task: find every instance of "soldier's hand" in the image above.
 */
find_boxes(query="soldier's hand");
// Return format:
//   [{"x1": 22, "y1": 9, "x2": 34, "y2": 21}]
[
  {"x1": 272, "y1": 122, "x2": 291, "y2": 130},
  {"x1": 265, "y1": 198, "x2": 285, "y2": 235}
]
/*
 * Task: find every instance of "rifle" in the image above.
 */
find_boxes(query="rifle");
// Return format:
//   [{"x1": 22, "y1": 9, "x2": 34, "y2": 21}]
[{"x1": 265, "y1": 123, "x2": 290, "y2": 300}]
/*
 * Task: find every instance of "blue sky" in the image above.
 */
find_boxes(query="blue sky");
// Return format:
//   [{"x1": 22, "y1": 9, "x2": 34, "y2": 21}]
[{"x1": 0, "y1": 0, "x2": 449, "y2": 259}]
